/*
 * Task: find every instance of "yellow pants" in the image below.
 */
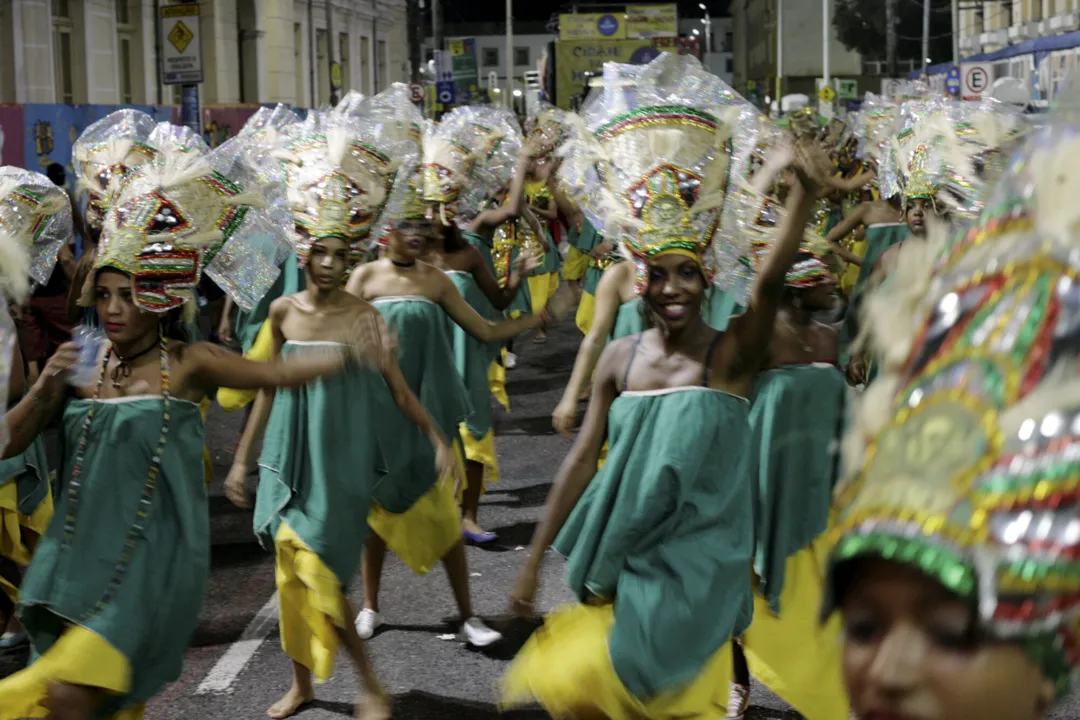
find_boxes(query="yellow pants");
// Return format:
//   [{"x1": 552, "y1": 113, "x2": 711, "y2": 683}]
[
  {"x1": 502, "y1": 602, "x2": 732, "y2": 719},
  {"x1": 488, "y1": 355, "x2": 510, "y2": 412},
  {"x1": 563, "y1": 246, "x2": 590, "y2": 280},
  {"x1": 576, "y1": 291, "x2": 596, "y2": 336},
  {"x1": 0, "y1": 479, "x2": 53, "y2": 602},
  {"x1": 741, "y1": 543, "x2": 851, "y2": 720},
  {"x1": 528, "y1": 272, "x2": 560, "y2": 314},
  {"x1": 0, "y1": 625, "x2": 144, "y2": 720}
]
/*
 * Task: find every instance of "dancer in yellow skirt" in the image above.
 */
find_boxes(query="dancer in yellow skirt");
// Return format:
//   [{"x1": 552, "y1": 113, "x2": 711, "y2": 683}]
[{"x1": 504, "y1": 53, "x2": 822, "y2": 719}]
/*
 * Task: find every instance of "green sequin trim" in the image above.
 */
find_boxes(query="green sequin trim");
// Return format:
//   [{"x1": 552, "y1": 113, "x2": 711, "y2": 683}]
[
  {"x1": 832, "y1": 532, "x2": 976, "y2": 597},
  {"x1": 594, "y1": 105, "x2": 718, "y2": 141}
]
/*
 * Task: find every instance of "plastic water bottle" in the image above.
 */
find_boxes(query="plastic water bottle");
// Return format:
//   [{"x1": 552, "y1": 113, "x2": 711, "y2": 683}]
[{"x1": 68, "y1": 325, "x2": 107, "y2": 388}]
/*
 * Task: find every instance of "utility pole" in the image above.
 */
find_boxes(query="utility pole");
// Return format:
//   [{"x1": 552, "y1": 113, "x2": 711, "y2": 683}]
[
  {"x1": 886, "y1": 0, "x2": 898, "y2": 78},
  {"x1": 922, "y1": 0, "x2": 931, "y2": 77},
  {"x1": 775, "y1": 0, "x2": 783, "y2": 112},
  {"x1": 952, "y1": 0, "x2": 960, "y2": 65},
  {"x1": 326, "y1": 0, "x2": 339, "y2": 104},
  {"x1": 505, "y1": 0, "x2": 514, "y2": 112},
  {"x1": 432, "y1": 0, "x2": 443, "y2": 53},
  {"x1": 821, "y1": 0, "x2": 830, "y2": 117},
  {"x1": 407, "y1": 0, "x2": 421, "y2": 83}
]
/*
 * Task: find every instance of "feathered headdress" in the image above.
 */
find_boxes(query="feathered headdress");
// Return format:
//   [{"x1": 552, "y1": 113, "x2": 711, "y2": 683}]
[
  {"x1": 421, "y1": 104, "x2": 522, "y2": 225},
  {"x1": 81, "y1": 126, "x2": 292, "y2": 314},
  {"x1": 556, "y1": 52, "x2": 756, "y2": 296},
  {"x1": 829, "y1": 75, "x2": 1080, "y2": 701}
]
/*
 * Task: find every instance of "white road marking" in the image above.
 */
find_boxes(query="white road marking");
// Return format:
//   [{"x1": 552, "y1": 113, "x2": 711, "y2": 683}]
[{"x1": 196, "y1": 592, "x2": 280, "y2": 694}]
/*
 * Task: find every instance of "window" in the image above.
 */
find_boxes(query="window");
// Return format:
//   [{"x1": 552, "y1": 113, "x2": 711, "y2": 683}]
[
  {"x1": 724, "y1": 31, "x2": 733, "y2": 51},
  {"x1": 339, "y1": 33, "x2": 351, "y2": 92},
  {"x1": 514, "y1": 47, "x2": 529, "y2": 67},
  {"x1": 360, "y1": 36, "x2": 371, "y2": 94},
  {"x1": 316, "y1": 29, "x2": 329, "y2": 104},
  {"x1": 53, "y1": 1, "x2": 74, "y2": 103},
  {"x1": 725, "y1": 56, "x2": 733, "y2": 73},
  {"x1": 116, "y1": 1, "x2": 135, "y2": 104},
  {"x1": 378, "y1": 39, "x2": 388, "y2": 90},
  {"x1": 294, "y1": 23, "x2": 305, "y2": 105},
  {"x1": 483, "y1": 47, "x2": 499, "y2": 67}
]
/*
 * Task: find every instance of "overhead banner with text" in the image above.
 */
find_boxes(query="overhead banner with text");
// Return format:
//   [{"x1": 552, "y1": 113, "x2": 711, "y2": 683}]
[
  {"x1": 559, "y1": 13, "x2": 626, "y2": 40},
  {"x1": 555, "y1": 39, "x2": 661, "y2": 108},
  {"x1": 626, "y1": 5, "x2": 678, "y2": 39}
]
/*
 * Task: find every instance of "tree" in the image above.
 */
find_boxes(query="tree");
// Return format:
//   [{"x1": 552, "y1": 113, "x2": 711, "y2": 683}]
[{"x1": 834, "y1": 0, "x2": 956, "y2": 64}]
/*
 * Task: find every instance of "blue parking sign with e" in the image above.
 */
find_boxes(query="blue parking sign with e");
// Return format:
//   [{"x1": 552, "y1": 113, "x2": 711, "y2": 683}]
[
  {"x1": 946, "y1": 66, "x2": 961, "y2": 94},
  {"x1": 436, "y1": 81, "x2": 455, "y2": 105},
  {"x1": 598, "y1": 14, "x2": 618, "y2": 36}
]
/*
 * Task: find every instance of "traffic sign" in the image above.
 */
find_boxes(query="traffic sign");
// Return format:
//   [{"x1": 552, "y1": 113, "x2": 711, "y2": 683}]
[
  {"x1": 961, "y1": 62, "x2": 992, "y2": 101},
  {"x1": 436, "y1": 81, "x2": 455, "y2": 106},
  {"x1": 434, "y1": 50, "x2": 454, "y2": 83},
  {"x1": 330, "y1": 62, "x2": 342, "y2": 88},
  {"x1": 408, "y1": 83, "x2": 425, "y2": 104},
  {"x1": 818, "y1": 85, "x2": 836, "y2": 103},
  {"x1": 160, "y1": 3, "x2": 203, "y2": 85},
  {"x1": 945, "y1": 66, "x2": 961, "y2": 95},
  {"x1": 837, "y1": 79, "x2": 857, "y2": 100}
]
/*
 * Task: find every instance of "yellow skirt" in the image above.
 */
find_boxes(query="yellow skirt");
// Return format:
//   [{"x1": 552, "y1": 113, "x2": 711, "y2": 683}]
[
  {"x1": 460, "y1": 424, "x2": 499, "y2": 492},
  {"x1": 576, "y1": 291, "x2": 596, "y2": 336},
  {"x1": 840, "y1": 238, "x2": 867, "y2": 296},
  {"x1": 0, "y1": 479, "x2": 53, "y2": 603},
  {"x1": 366, "y1": 442, "x2": 465, "y2": 576},
  {"x1": 528, "y1": 272, "x2": 561, "y2": 315},
  {"x1": 0, "y1": 624, "x2": 144, "y2": 720},
  {"x1": 563, "y1": 247, "x2": 590, "y2": 280},
  {"x1": 741, "y1": 542, "x2": 850, "y2": 720},
  {"x1": 501, "y1": 603, "x2": 732, "y2": 719},
  {"x1": 217, "y1": 318, "x2": 273, "y2": 412},
  {"x1": 488, "y1": 354, "x2": 510, "y2": 412},
  {"x1": 275, "y1": 522, "x2": 346, "y2": 683}
]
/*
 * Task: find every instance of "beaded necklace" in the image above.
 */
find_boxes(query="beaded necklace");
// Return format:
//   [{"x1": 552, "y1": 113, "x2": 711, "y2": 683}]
[{"x1": 62, "y1": 335, "x2": 172, "y2": 620}]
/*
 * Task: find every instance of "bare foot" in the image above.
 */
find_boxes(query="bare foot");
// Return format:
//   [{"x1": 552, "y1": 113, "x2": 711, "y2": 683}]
[
  {"x1": 267, "y1": 685, "x2": 314, "y2": 719},
  {"x1": 356, "y1": 692, "x2": 392, "y2": 720}
]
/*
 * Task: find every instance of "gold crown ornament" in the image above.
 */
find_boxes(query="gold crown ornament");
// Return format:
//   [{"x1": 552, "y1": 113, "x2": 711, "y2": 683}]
[
  {"x1": 558, "y1": 53, "x2": 761, "y2": 297},
  {"x1": 421, "y1": 105, "x2": 522, "y2": 225},
  {"x1": 82, "y1": 129, "x2": 294, "y2": 314},
  {"x1": 829, "y1": 79, "x2": 1080, "y2": 701}
]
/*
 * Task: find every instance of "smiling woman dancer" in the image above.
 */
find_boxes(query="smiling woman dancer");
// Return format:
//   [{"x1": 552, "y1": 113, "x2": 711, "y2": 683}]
[
  {"x1": 0, "y1": 169, "x2": 71, "y2": 652},
  {"x1": 826, "y1": 94, "x2": 1080, "y2": 720},
  {"x1": 0, "y1": 134, "x2": 365, "y2": 720},
  {"x1": 502, "y1": 53, "x2": 822, "y2": 719}
]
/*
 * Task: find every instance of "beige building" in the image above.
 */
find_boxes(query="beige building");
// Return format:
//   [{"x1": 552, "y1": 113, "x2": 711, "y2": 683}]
[
  {"x1": 0, "y1": 0, "x2": 408, "y2": 106},
  {"x1": 959, "y1": 0, "x2": 1080, "y2": 55},
  {"x1": 731, "y1": 0, "x2": 866, "y2": 102}
]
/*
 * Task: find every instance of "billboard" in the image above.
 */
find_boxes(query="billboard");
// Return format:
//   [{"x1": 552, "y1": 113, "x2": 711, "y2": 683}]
[
  {"x1": 625, "y1": 4, "x2": 678, "y2": 39},
  {"x1": 555, "y1": 39, "x2": 661, "y2": 108},
  {"x1": 449, "y1": 38, "x2": 480, "y2": 102},
  {"x1": 559, "y1": 13, "x2": 627, "y2": 41}
]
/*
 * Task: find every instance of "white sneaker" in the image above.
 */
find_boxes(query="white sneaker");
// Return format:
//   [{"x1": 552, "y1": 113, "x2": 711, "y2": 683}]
[
  {"x1": 460, "y1": 616, "x2": 502, "y2": 647},
  {"x1": 505, "y1": 352, "x2": 517, "y2": 369},
  {"x1": 355, "y1": 608, "x2": 382, "y2": 640},
  {"x1": 726, "y1": 683, "x2": 750, "y2": 719}
]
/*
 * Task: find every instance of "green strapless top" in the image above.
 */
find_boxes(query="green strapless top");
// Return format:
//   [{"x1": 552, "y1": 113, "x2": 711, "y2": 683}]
[{"x1": 555, "y1": 387, "x2": 754, "y2": 701}]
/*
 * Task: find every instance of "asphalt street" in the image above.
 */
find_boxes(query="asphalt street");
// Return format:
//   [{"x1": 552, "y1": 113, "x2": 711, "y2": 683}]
[{"x1": 3, "y1": 321, "x2": 1078, "y2": 719}]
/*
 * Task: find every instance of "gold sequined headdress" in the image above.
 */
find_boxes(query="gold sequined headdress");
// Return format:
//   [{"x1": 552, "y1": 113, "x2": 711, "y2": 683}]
[
  {"x1": 82, "y1": 126, "x2": 293, "y2": 313},
  {"x1": 829, "y1": 80, "x2": 1080, "y2": 700},
  {"x1": 421, "y1": 105, "x2": 522, "y2": 225},
  {"x1": 558, "y1": 52, "x2": 758, "y2": 295},
  {"x1": 525, "y1": 104, "x2": 569, "y2": 159}
]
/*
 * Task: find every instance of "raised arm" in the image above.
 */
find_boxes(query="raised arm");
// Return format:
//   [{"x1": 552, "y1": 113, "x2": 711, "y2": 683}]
[
  {"x1": 521, "y1": 207, "x2": 551, "y2": 252},
  {"x1": 823, "y1": 203, "x2": 868, "y2": 265},
  {"x1": 825, "y1": 168, "x2": 875, "y2": 194},
  {"x1": 466, "y1": 151, "x2": 530, "y2": 233},
  {"x1": 2, "y1": 342, "x2": 76, "y2": 459},
  {"x1": 436, "y1": 269, "x2": 545, "y2": 343},
  {"x1": 511, "y1": 339, "x2": 622, "y2": 614},
  {"x1": 552, "y1": 262, "x2": 630, "y2": 437},
  {"x1": 469, "y1": 245, "x2": 533, "y2": 311}
]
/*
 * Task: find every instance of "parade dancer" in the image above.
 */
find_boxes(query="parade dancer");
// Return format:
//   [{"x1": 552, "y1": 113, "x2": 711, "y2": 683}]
[
  {"x1": 0, "y1": 132, "x2": 358, "y2": 720},
  {"x1": 0, "y1": 169, "x2": 72, "y2": 651},
  {"x1": 346, "y1": 163, "x2": 569, "y2": 644},
  {"x1": 502, "y1": 53, "x2": 821, "y2": 719},
  {"x1": 421, "y1": 105, "x2": 537, "y2": 542},
  {"x1": 729, "y1": 252, "x2": 850, "y2": 720},
  {"x1": 827, "y1": 92, "x2": 1080, "y2": 720},
  {"x1": 222, "y1": 99, "x2": 436, "y2": 720}
]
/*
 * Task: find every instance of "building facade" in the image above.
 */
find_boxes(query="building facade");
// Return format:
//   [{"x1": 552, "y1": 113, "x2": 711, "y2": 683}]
[
  {"x1": 423, "y1": 21, "x2": 551, "y2": 95},
  {"x1": 677, "y1": 15, "x2": 733, "y2": 85},
  {"x1": 731, "y1": 0, "x2": 866, "y2": 104},
  {"x1": 0, "y1": 0, "x2": 409, "y2": 107}
]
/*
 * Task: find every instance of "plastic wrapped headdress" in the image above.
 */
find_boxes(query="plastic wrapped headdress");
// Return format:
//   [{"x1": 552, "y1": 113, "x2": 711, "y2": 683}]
[
  {"x1": 525, "y1": 103, "x2": 569, "y2": 159},
  {"x1": 557, "y1": 52, "x2": 755, "y2": 297},
  {"x1": 274, "y1": 89, "x2": 417, "y2": 267},
  {"x1": 421, "y1": 105, "x2": 522, "y2": 226},
  {"x1": 83, "y1": 130, "x2": 292, "y2": 314},
  {"x1": 829, "y1": 76, "x2": 1080, "y2": 701}
]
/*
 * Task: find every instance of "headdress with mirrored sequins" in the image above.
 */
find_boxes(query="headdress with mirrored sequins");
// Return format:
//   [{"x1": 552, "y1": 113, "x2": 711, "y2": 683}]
[
  {"x1": 80, "y1": 124, "x2": 293, "y2": 315},
  {"x1": 827, "y1": 79, "x2": 1080, "y2": 700},
  {"x1": 274, "y1": 89, "x2": 418, "y2": 267},
  {"x1": 558, "y1": 52, "x2": 766, "y2": 299},
  {"x1": 421, "y1": 104, "x2": 522, "y2": 226},
  {"x1": 0, "y1": 167, "x2": 72, "y2": 453},
  {"x1": 524, "y1": 103, "x2": 569, "y2": 159}
]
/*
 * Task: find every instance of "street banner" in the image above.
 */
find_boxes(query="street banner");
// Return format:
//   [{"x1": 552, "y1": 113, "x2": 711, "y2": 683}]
[
  {"x1": 555, "y1": 40, "x2": 700, "y2": 108},
  {"x1": 626, "y1": 5, "x2": 678, "y2": 39},
  {"x1": 449, "y1": 38, "x2": 479, "y2": 102},
  {"x1": 559, "y1": 13, "x2": 626, "y2": 41}
]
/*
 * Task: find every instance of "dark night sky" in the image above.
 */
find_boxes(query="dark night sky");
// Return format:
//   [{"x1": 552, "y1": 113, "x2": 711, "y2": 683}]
[{"x1": 437, "y1": 0, "x2": 730, "y2": 25}]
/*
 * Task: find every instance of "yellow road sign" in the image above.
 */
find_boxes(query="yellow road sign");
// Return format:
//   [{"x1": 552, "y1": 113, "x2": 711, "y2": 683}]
[
  {"x1": 818, "y1": 85, "x2": 836, "y2": 103},
  {"x1": 168, "y1": 20, "x2": 194, "y2": 54},
  {"x1": 330, "y1": 62, "x2": 342, "y2": 87}
]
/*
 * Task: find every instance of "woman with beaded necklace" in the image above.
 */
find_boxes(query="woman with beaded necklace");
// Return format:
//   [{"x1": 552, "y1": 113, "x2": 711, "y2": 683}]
[{"x1": 0, "y1": 135, "x2": 367, "y2": 720}]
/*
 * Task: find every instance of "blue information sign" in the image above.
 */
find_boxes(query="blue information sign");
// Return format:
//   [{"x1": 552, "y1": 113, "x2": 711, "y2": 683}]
[
  {"x1": 946, "y1": 66, "x2": 961, "y2": 95},
  {"x1": 597, "y1": 14, "x2": 619, "y2": 36},
  {"x1": 435, "y1": 81, "x2": 456, "y2": 106}
]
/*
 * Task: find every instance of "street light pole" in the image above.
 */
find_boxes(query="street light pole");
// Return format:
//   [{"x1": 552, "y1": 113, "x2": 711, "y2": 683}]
[
  {"x1": 821, "y1": 0, "x2": 830, "y2": 116},
  {"x1": 775, "y1": 0, "x2": 783, "y2": 111},
  {"x1": 951, "y1": 0, "x2": 960, "y2": 65},
  {"x1": 505, "y1": 0, "x2": 514, "y2": 112},
  {"x1": 698, "y1": 3, "x2": 712, "y2": 56},
  {"x1": 922, "y1": 0, "x2": 931, "y2": 77}
]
